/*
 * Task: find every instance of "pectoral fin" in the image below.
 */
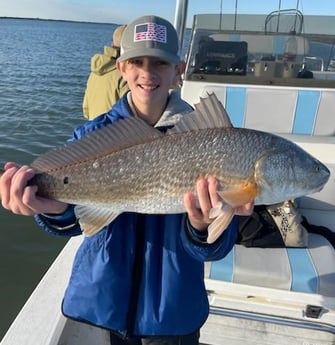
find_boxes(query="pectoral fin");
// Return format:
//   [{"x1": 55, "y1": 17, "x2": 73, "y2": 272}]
[
  {"x1": 74, "y1": 205, "x2": 120, "y2": 236},
  {"x1": 206, "y1": 182, "x2": 257, "y2": 244},
  {"x1": 207, "y1": 203, "x2": 235, "y2": 244},
  {"x1": 217, "y1": 181, "x2": 258, "y2": 208}
]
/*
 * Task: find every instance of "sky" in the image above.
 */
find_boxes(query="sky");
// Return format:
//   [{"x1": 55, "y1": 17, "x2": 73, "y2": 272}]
[{"x1": 1, "y1": 0, "x2": 335, "y2": 26}]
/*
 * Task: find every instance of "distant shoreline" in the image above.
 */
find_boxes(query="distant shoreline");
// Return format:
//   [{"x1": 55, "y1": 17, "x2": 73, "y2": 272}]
[{"x1": 0, "y1": 16, "x2": 120, "y2": 26}]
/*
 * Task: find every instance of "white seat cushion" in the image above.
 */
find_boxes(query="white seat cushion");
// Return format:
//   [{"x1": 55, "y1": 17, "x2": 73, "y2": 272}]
[{"x1": 205, "y1": 233, "x2": 335, "y2": 297}]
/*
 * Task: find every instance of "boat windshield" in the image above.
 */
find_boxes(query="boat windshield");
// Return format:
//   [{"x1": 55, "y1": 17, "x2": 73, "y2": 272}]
[{"x1": 184, "y1": 14, "x2": 335, "y2": 88}]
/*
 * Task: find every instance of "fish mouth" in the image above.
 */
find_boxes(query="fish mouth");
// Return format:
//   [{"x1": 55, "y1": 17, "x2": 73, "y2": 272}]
[
  {"x1": 315, "y1": 184, "x2": 326, "y2": 193},
  {"x1": 311, "y1": 167, "x2": 330, "y2": 193}
]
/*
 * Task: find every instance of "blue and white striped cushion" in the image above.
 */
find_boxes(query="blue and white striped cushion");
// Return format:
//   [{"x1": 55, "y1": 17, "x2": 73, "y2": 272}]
[
  {"x1": 199, "y1": 86, "x2": 335, "y2": 135},
  {"x1": 206, "y1": 233, "x2": 335, "y2": 297}
]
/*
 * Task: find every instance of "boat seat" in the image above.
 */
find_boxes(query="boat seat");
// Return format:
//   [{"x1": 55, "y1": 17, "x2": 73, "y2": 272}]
[
  {"x1": 198, "y1": 86, "x2": 335, "y2": 135},
  {"x1": 205, "y1": 233, "x2": 335, "y2": 297}
]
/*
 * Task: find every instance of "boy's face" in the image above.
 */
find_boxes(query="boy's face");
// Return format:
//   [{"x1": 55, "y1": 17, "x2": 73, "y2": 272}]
[{"x1": 117, "y1": 56, "x2": 183, "y2": 108}]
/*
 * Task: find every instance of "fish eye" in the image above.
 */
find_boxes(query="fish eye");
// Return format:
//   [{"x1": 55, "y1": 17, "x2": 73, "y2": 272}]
[{"x1": 63, "y1": 176, "x2": 69, "y2": 184}]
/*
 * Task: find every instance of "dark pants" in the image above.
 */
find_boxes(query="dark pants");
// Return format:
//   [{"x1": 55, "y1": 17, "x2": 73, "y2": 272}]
[{"x1": 110, "y1": 330, "x2": 200, "y2": 345}]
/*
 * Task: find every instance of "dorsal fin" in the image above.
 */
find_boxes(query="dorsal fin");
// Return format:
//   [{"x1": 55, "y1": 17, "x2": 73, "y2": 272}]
[
  {"x1": 167, "y1": 93, "x2": 233, "y2": 134},
  {"x1": 31, "y1": 116, "x2": 163, "y2": 172},
  {"x1": 31, "y1": 93, "x2": 231, "y2": 172}
]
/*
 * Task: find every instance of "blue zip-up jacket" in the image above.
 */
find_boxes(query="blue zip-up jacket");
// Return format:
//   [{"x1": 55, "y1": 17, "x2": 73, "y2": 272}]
[{"x1": 35, "y1": 91, "x2": 238, "y2": 336}]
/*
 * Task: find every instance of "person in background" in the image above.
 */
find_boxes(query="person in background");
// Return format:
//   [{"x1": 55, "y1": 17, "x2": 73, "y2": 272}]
[
  {"x1": 0, "y1": 15, "x2": 253, "y2": 345},
  {"x1": 82, "y1": 24, "x2": 129, "y2": 119}
]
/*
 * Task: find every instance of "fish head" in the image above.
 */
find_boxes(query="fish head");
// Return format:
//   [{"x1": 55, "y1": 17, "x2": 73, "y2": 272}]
[{"x1": 254, "y1": 143, "x2": 330, "y2": 204}]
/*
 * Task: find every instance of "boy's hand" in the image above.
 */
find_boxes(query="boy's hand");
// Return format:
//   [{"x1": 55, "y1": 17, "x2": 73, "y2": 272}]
[
  {"x1": 0, "y1": 162, "x2": 68, "y2": 216},
  {"x1": 183, "y1": 176, "x2": 254, "y2": 231}
]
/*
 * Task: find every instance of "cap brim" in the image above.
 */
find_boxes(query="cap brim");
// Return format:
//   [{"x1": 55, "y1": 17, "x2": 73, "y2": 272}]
[{"x1": 118, "y1": 48, "x2": 180, "y2": 64}]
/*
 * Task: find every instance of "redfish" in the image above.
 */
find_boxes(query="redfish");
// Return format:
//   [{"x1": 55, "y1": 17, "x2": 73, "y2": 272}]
[{"x1": 0, "y1": 94, "x2": 330, "y2": 243}]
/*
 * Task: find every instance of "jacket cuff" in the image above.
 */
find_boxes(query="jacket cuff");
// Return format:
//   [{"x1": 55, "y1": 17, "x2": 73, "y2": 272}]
[
  {"x1": 39, "y1": 205, "x2": 78, "y2": 231},
  {"x1": 186, "y1": 217, "x2": 209, "y2": 244}
]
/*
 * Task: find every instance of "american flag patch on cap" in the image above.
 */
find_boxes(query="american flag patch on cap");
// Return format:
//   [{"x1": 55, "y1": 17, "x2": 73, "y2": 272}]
[{"x1": 134, "y1": 23, "x2": 167, "y2": 43}]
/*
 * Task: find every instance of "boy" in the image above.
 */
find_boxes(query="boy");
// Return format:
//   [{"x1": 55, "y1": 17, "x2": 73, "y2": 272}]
[{"x1": 0, "y1": 15, "x2": 252, "y2": 345}]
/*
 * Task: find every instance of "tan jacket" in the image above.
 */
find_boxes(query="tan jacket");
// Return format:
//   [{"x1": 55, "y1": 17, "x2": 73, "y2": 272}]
[{"x1": 82, "y1": 46, "x2": 129, "y2": 120}]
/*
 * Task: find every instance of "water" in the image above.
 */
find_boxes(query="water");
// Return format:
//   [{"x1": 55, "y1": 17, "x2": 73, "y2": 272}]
[{"x1": 0, "y1": 18, "x2": 120, "y2": 339}]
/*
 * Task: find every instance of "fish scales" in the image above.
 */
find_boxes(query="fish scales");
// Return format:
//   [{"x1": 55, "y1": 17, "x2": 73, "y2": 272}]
[{"x1": 32, "y1": 127, "x2": 298, "y2": 212}]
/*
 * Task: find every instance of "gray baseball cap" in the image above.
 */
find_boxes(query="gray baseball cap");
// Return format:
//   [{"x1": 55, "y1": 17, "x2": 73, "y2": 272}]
[{"x1": 118, "y1": 15, "x2": 180, "y2": 64}]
